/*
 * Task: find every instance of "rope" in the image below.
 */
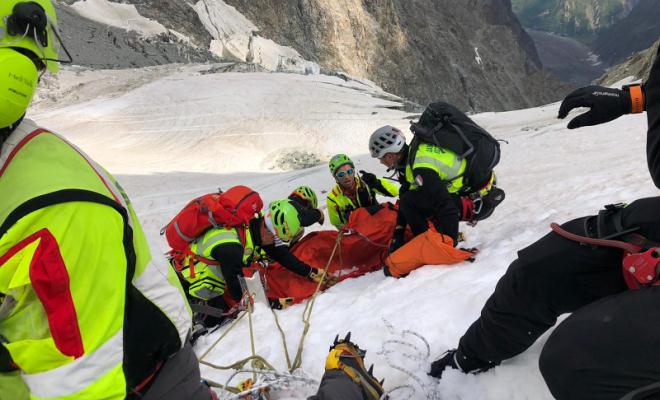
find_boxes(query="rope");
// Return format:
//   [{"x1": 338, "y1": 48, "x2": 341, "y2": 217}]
[
  {"x1": 343, "y1": 228, "x2": 390, "y2": 249},
  {"x1": 290, "y1": 231, "x2": 344, "y2": 372},
  {"x1": 200, "y1": 230, "x2": 347, "y2": 394},
  {"x1": 200, "y1": 355, "x2": 276, "y2": 372},
  {"x1": 270, "y1": 306, "x2": 293, "y2": 370},
  {"x1": 199, "y1": 308, "x2": 248, "y2": 360},
  {"x1": 247, "y1": 298, "x2": 258, "y2": 382},
  {"x1": 221, "y1": 369, "x2": 319, "y2": 400}
]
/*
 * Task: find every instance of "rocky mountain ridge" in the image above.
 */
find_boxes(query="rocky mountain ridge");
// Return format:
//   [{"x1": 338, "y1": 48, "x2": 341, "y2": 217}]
[{"x1": 57, "y1": 0, "x2": 571, "y2": 112}]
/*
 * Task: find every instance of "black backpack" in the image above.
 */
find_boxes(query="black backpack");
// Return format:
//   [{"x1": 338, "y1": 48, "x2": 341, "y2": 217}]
[{"x1": 409, "y1": 102, "x2": 501, "y2": 195}]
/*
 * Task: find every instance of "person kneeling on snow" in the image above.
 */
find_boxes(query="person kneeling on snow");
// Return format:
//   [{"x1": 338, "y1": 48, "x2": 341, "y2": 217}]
[
  {"x1": 429, "y1": 47, "x2": 660, "y2": 400},
  {"x1": 180, "y1": 200, "x2": 332, "y2": 304},
  {"x1": 325, "y1": 154, "x2": 398, "y2": 230},
  {"x1": 368, "y1": 123, "x2": 503, "y2": 276}
]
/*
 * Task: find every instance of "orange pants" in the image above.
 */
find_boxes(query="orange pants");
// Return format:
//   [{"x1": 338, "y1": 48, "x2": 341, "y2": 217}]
[{"x1": 384, "y1": 228, "x2": 474, "y2": 277}]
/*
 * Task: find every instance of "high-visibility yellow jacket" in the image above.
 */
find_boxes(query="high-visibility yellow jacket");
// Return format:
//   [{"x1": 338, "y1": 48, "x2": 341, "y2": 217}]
[
  {"x1": 0, "y1": 120, "x2": 191, "y2": 400},
  {"x1": 405, "y1": 141, "x2": 467, "y2": 194},
  {"x1": 326, "y1": 177, "x2": 398, "y2": 229},
  {"x1": 181, "y1": 225, "x2": 255, "y2": 301}
]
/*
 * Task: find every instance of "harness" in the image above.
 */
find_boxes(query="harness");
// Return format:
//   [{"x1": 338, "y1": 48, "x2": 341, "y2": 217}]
[{"x1": 551, "y1": 203, "x2": 660, "y2": 289}]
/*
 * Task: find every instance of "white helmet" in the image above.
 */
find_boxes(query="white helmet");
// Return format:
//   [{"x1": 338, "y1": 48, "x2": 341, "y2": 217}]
[{"x1": 369, "y1": 125, "x2": 405, "y2": 158}]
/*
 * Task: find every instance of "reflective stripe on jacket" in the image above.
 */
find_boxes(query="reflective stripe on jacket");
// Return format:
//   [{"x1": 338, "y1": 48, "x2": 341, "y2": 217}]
[
  {"x1": 182, "y1": 226, "x2": 255, "y2": 300},
  {"x1": 0, "y1": 120, "x2": 191, "y2": 399},
  {"x1": 405, "y1": 141, "x2": 466, "y2": 193}
]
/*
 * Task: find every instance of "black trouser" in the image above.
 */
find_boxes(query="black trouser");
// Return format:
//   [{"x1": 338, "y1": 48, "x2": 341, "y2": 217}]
[
  {"x1": 398, "y1": 189, "x2": 459, "y2": 241},
  {"x1": 143, "y1": 342, "x2": 212, "y2": 400},
  {"x1": 307, "y1": 370, "x2": 363, "y2": 400},
  {"x1": 540, "y1": 286, "x2": 660, "y2": 400},
  {"x1": 456, "y1": 217, "x2": 628, "y2": 370}
]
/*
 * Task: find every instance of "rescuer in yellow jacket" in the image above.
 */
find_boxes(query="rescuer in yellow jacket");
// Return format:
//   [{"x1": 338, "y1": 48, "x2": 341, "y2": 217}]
[
  {"x1": 368, "y1": 125, "x2": 503, "y2": 256},
  {"x1": 0, "y1": 2, "x2": 211, "y2": 399},
  {"x1": 325, "y1": 154, "x2": 399, "y2": 229}
]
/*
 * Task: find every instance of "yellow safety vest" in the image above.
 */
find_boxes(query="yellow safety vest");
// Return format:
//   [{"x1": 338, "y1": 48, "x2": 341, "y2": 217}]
[
  {"x1": 0, "y1": 120, "x2": 191, "y2": 400},
  {"x1": 405, "y1": 141, "x2": 467, "y2": 193},
  {"x1": 182, "y1": 226, "x2": 256, "y2": 300}
]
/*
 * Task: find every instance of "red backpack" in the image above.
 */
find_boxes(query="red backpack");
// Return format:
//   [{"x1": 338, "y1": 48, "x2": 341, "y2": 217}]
[{"x1": 162, "y1": 186, "x2": 263, "y2": 274}]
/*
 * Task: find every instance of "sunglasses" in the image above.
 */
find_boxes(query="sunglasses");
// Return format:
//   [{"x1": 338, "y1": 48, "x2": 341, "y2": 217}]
[{"x1": 335, "y1": 169, "x2": 354, "y2": 178}]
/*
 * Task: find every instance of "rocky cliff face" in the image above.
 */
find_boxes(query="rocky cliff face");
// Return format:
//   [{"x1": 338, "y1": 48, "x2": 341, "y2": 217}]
[
  {"x1": 56, "y1": 1, "x2": 218, "y2": 69},
  {"x1": 598, "y1": 39, "x2": 660, "y2": 86},
  {"x1": 58, "y1": 0, "x2": 570, "y2": 111},
  {"x1": 217, "y1": 0, "x2": 569, "y2": 111},
  {"x1": 511, "y1": 0, "x2": 638, "y2": 38},
  {"x1": 592, "y1": 0, "x2": 660, "y2": 66}
]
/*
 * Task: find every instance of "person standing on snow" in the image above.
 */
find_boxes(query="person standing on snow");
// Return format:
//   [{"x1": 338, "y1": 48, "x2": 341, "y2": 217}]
[
  {"x1": 429, "y1": 47, "x2": 660, "y2": 400},
  {"x1": 325, "y1": 154, "x2": 398, "y2": 230},
  {"x1": 368, "y1": 125, "x2": 504, "y2": 256},
  {"x1": 0, "y1": 1, "x2": 212, "y2": 399}
]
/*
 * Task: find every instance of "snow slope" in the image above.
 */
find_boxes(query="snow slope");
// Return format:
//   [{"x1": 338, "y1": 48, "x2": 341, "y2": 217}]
[{"x1": 30, "y1": 66, "x2": 656, "y2": 399}]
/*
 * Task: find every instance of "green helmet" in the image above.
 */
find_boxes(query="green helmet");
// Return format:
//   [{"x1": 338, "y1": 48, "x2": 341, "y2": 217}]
[
  {"x1": 329, "y1": 154, "x2": 354, "y2": 176},
  {"x1": 0, "y1": 0, "x2": 61, "y2": 73},
  {"x1": 0, "y1": 48, "x2": 38, "y2": 128},
  {"x1": 290, "y1": 185, "x2": 318, "y2": 209},
  {"x1": 267, "y1": 200, "x2": 302, "y2": 242}
]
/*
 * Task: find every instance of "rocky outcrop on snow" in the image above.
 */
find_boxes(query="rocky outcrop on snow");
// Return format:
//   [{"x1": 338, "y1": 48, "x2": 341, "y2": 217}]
[
  {"x1": 57, "y1": 1, "x2": 218, "y2": 69},
  {"x1": 598, "y1": 40, "x2": 660, "y2": 86}
]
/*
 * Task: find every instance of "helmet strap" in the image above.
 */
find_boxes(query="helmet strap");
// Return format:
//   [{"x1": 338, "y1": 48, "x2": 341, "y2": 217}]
[{"x1": 0, "y1": 114, "x2": 25, "y2": 147}]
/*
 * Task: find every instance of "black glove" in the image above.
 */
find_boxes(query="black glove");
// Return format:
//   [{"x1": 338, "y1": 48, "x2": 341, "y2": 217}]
[
  {"x1": 359, "y1": 170, "x2": 378, "y2": 187},
  {"x1": 389, "y1": 227, "x2": 405, "y2": 254},
  {"x1": 429, "y1": 349, "x2": 460, "y2": 378},
  {"x1": 558, "y1": 85, "x2": 631, "y2": 129}
]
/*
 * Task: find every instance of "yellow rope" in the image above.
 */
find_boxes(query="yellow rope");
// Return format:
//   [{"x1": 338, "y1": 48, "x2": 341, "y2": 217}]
[
  {"x1": 200, "y1": 355, "x2": 276, "y2": 372},
  {"x1": 270, "y1": 305, "x2": 293, "y2": 370},
  {"x1": 290, "y1": 232, "x2": 343, "y2": 372},
  {"x1": 200, "y1": 230, "x2": 345, "y2": 393},
  {"x1": 199, "y1": 309, "x2": 247, "y2": 361},
  {"x1": 247, "y1": 297, "x2": 258, "y2": 382}
]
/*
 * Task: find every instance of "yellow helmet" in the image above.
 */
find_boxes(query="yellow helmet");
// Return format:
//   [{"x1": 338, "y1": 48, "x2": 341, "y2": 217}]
[
  {"x1": 267, "y1": 200, "x2": 303, "y2": 242},
  {"x1": 0, "y1": 0, "x2": 61, "y2": 73},
  {"x1": 0, "y1": 48, "x2": 38, "y2": 128}
]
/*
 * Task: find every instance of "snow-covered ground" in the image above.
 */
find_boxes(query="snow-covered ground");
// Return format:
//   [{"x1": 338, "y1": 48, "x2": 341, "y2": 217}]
[{"x1": 30, "y1": 66, "x2": 655, "y2": 399}]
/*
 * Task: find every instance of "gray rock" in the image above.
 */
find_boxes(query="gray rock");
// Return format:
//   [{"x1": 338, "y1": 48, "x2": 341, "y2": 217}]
[
  {"x1": 56, "y1": 2, "x2": 219, "y2": 69},
  {"x1": 598, "y1": 39, "x2": 660, "y2": 86},
  {"x1": 220, "y1": 0, "x2": 571, "y2": 112}
]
